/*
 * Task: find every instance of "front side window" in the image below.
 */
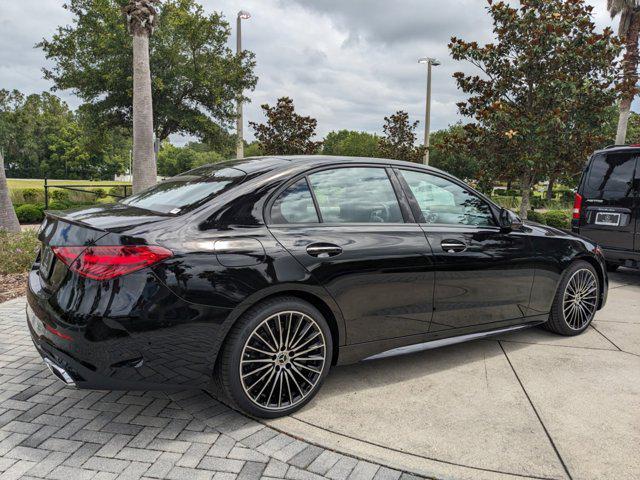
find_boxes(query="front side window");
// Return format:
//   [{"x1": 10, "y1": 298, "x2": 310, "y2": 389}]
[
  {"x1": 121, "y1": 165, "x2": 245, "y2": 214},
  {"x1": 400, "y1": 169, "x2": 495, "y2": 226},
  {"x1": 586, "y1": 153, "x2": 636, "y2": 195},
  {"x1": 271, "y1": 179, "x2": 319, "y2": 224},
  {"x1": 307, "y1": 167, "x2": 403, "y2": 223}
]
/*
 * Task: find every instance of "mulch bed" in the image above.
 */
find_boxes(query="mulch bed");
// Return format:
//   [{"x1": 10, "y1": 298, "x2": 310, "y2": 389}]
[{"x1": 0, "y1": 273, "x2": 28, "y2": 303}]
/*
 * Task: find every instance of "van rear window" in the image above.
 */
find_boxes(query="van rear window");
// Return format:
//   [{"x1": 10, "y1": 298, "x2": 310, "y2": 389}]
[
  {"x1": 585, "y1": 153, "x2": 636, "y2": 195},
  {"x1": 121, "y1": 165, "x2": 246, "y2": 214}
]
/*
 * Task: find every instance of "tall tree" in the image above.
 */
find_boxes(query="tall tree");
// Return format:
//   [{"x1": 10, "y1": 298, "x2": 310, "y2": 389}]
[
  {"x1": 449, "y1": 0, "x2": 619, "y2": 217},
  {"x1": 430, "y1": 125, "x2": 480, "y2": 181},
  {"x1": 323, "y1": 130, "x2": 379, "y2": 158},
  {"x1": 39, "y1": 0, "x2": 256, "y2": 161},
  {"x1": 377, "y1": 111, "x2": 425, "y2": 163},
  {"x1": 249, "y1": 97, "x2": 322, "y2": 155},
  {"x1": 0, "y1": 150, "x2": 20, "y2": 232},
  {"x1": 608, "y1": 0, "x2": 640, "y2": 144},
  {"x1": 123, "y1": 0, "x2": 159, "y2": 192}
]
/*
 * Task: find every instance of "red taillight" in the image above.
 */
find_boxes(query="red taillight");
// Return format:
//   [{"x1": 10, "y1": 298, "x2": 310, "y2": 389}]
[
  {"x1": 52, "y1": 245, "x2": 173, "y2": 281},
  {"x1": 572, "y1": 193, "x2": 583, "y2": 220}
]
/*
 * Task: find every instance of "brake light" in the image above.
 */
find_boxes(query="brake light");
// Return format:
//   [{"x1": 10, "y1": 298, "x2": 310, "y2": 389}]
[
  {"x1": 52, "y1": 245, "x2": 173, "y2": 281},
  {"x1": 572, "y1": 193, "x2": 583, "y2": 220}
]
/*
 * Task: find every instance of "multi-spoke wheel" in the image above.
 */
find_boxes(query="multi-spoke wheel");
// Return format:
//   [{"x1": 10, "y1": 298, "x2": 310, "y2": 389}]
[
  {"x1": 240, "y1": 311, "x2": 327, "y2": 411},
  {"x1": 215, "y1": 297, "x2": 332, "y2": 418},
  {"x1": 562, "y1": 269, "x2": 598, "y2": 330},
  {"x1": 544, "y1": 261, "x2": 600, "y2": 336}
]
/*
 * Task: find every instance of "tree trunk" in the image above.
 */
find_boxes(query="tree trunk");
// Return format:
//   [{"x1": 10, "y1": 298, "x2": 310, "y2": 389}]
[
  {"x1": 132, "y1": 33, "x2": 157, "y2": 194},
  {"x1": 519, "y1": 171, "x2": 533, "y2": 220},
  {"x1": 616, "y1": 12, "x2": 640, "y2": 145},
  {"x1": 546, "y1": 175, "x2": 556, "y2": 201},
  {"x1": 0, "y1": 151, "x2": 21, "y2": 233}
]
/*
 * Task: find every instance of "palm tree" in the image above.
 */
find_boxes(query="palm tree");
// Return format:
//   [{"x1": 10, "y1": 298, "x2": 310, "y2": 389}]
[
  {"x1": 0, "y1": 150, "x2": 20, "y2": 233},
  {"x1": 123, "y1": 0, "x2": 159, "y2": 194},
  {"x1": 608, "y1": 0, "x2": 640, "y2": 145}
]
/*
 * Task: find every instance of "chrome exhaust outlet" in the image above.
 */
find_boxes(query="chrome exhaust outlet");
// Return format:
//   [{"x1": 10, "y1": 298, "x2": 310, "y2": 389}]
[{"x1": 43, "y1": 358, "x2": 76, "y2": 387}]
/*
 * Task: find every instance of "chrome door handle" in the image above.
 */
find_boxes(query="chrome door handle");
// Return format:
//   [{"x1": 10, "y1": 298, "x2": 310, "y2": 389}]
[
  {"x1": 306, "y1": 243, "x2": 343, "y2": 258},
  {"x1": 441, "y1": 240, "x2": 467, "y2": 253}
]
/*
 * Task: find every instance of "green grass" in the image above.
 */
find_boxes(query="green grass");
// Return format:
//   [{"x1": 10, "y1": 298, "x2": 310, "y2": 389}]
[
  {"x1": 8, "y1": 178, "x2": 129, "y2": 190},
  {"x1": 0, "y1": 230, "x2": 39, "y2": 275}
]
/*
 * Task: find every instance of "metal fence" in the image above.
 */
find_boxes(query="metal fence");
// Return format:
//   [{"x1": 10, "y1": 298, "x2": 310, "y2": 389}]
[{"x1": 43, "y1": 178, "x2": 132, "y2": 209}]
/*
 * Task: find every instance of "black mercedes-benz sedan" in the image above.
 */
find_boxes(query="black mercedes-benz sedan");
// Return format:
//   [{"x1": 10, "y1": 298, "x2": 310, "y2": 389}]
[{"x1": 27, "y1": 156, "x2": 608, "y2": 418}]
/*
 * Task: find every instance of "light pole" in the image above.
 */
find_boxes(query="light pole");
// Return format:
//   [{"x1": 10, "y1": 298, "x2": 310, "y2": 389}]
[
  {"x1": 236, "y1": 10, "x2": 251, "y2": 159},
  {"x1": 418, "y1": 57, "x2": 440, "y2": 166}
]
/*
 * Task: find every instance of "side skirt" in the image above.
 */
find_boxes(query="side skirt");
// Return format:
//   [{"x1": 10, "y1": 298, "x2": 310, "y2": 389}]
[{"x1": 336, "y1": 315, "x2": 548, "y2": 365}]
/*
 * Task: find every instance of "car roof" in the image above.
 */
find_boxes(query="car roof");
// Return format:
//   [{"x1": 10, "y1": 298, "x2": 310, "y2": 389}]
[
  {"x1": 222, "y1": 155, "x2": 451, "y2": 177},
  {"x1": 592, "y1": 145, "x2": 640, "y2": 155}
]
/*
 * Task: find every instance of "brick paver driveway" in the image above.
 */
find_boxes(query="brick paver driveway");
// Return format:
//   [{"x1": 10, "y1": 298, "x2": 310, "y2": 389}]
[{"x1": 0, "y1": 298, "x2": 415, "y2": 480}]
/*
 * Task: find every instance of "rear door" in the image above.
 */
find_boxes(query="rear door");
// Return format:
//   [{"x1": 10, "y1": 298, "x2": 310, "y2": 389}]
[
  {"x1": 579, "y1": 151, "x2": 638, "y2": 252},
  {"x1": 267, "y1": 165, "x2": 435, "y2": 344},
  {"x1": 395, "y1": 168, "x2": 536, "y2": 332}
]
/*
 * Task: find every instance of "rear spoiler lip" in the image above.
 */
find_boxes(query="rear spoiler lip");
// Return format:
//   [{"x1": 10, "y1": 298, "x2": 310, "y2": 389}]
[{"x1": 43, "y1": 209, "x2": 108, "y2": 234}]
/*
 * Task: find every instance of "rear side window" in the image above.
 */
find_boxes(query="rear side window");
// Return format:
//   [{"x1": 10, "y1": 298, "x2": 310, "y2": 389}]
[
  {"x1": 586, "y1": 153, "x2": 636, "y2": 195},
  {"x1": 271, "y1": 179, "x2": 319, "y2": 224},
  {"x1": 121, "y1": 165, "x2": 245, "y2": 214},
  {"x1": 307, "y1": 167, "x2": 403, "y2": 223}
]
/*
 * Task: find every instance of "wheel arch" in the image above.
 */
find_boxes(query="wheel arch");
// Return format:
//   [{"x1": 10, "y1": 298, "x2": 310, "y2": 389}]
[
  {"x1": 214, "y1": 286, "x2": 345, "y2": 374},
  {"x1": 573, "y1": 254, "x2": 606, "y2": 309}
]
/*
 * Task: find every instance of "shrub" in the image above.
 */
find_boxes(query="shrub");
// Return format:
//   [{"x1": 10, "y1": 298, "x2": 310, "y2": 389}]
[
  {"x1": 21, "y1": 188, "x2": 43, "y2": 203},
  {"x1": 527, "y1": 210, "x2": 545, "y2": 223},
  {"x1": 0, "y1": 229, "x2": 40, "y2": 275},
  {"x1": 109, "y1": 186, "x2": 125, "y2": 197},
  {"x1": 92, "y1": 187, "x2": 107, "y2": 199},
  {"x1": 544, "y1": 210, "x2": 571, "y2": 230},
  {"x1": 48, "y1": 200, "x2": 70, "y2": 210},
  {"x1": 15, "y1": 204, "x2": 44, "y2": 224},
  {"x1": 51, "y1": 189, "x2": 70, "y2": 202}
]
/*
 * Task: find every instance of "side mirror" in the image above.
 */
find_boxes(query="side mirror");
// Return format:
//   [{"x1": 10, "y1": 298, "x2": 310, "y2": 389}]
[{"x1": 499, "y1": 208, "x2": 523, "y2": 231}]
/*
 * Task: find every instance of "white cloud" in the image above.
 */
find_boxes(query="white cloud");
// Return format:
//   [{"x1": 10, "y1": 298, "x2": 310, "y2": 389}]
[{"x1": 0, "y1": 0, "x2": 619, "y2": 145}]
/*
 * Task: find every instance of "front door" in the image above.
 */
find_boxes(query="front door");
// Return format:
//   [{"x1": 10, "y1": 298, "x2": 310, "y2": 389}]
[
  {"x1": 580, "y1": 151, "x2": 638, "y2": 253},
  {"x1": 395, "y1": 168, "x2": 536, "y2": 332},
  {"x1": 267, "y1": 166, "x2": 435, "y2": 344}
]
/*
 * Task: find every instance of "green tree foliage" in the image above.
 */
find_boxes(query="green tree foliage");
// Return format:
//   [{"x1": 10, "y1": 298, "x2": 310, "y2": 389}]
[
  {"x1": 244, "y1": 141, "x2": 264, "y2": 157},
  {"x1": 448, "y1": 0, "x2": 619, "y2": 217},
  {"x1": 377, "y1": 111, "x2": 425, "y2": 163},
  {"x1": 0, "y1": 90, "x2": 130, "y2": 179},
  {"x1": 39, "y1": 0, "x2": 257, "y2": 145},
  {"x1": 249, "y1": 97, "x2": 322, "y2": 155},
  {"x1": 322, "y1": 130, "x2": 379, "y2": 157},
  {"x1": 429, "y1": 124, "x2": 479, "y2": 180},
  {"x1": 157, "y1": 142, "x2": 223, "y2": 176}
]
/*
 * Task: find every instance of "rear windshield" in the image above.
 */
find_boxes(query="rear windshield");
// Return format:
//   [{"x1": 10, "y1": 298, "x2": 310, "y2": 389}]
[
  {"x1": 585, "y1": 152, "x2": 636, "y2": 195},
  {"x1": 121, "y1": 165, "x2": 246, "y2": 214}
]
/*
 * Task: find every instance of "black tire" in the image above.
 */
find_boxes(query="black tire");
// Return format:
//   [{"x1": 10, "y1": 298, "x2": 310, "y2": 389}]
[
  {"x1": 543, "y1": 260, "x2": 600, "y2": 336},
  {"x1": 215, "y1": 297, "x2": 333, "y2": 419},
  {"x1": 606, "y1": 262, "x2": 620, "y2": 272}
]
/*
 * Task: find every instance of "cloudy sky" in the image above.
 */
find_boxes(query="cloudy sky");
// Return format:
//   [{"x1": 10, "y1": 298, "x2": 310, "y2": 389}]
[{"x1": 0, "y1": 0, "x2": 614, "y2": 144}]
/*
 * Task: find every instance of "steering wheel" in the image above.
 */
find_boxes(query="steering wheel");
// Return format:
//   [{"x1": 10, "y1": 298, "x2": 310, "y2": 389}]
[
  {"x1": 369, "y1": 204, "x2": 390, "y2": 223},
  {"x1": 423, "y1": 210, "x2": 439, "y2": 224}
]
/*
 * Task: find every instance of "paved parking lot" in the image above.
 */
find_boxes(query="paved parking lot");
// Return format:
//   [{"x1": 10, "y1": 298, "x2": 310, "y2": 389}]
[
  {"x1": 1, "y1": 269, "x2": 638, "y2": 480},
  {"x1": 0, "y1": 298, "x2": 415, "y2": 480}
]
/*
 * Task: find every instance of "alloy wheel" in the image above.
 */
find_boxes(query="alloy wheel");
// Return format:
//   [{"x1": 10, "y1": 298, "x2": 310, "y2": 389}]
[
  {"x1": 239, "y1": 311, "x2": 327, "y2": 411},
  {"x1": 562, "y1": 269, "x2": 598, "y2": 330}
]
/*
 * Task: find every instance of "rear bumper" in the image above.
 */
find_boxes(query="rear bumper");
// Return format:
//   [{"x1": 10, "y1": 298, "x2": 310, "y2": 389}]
[{"x1": 27, "y1": 267, "x2": 234, "y2": 391}]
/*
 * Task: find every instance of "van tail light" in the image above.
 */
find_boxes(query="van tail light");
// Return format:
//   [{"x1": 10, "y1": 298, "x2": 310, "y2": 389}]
[
  {"x1": 52, "y1": 245, "x2": 173, "y2": 281},
  {"x1": 572, "y1": 193, "x2": 583, "y2": 220}
]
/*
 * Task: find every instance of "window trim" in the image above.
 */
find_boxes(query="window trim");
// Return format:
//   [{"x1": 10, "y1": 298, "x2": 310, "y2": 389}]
[
  {"x1": 393, "y1": 167, "x2": 500, "y2": 228},
  {"x1": 265, "y1": 163, "x2": 414, "y2": 226}
]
